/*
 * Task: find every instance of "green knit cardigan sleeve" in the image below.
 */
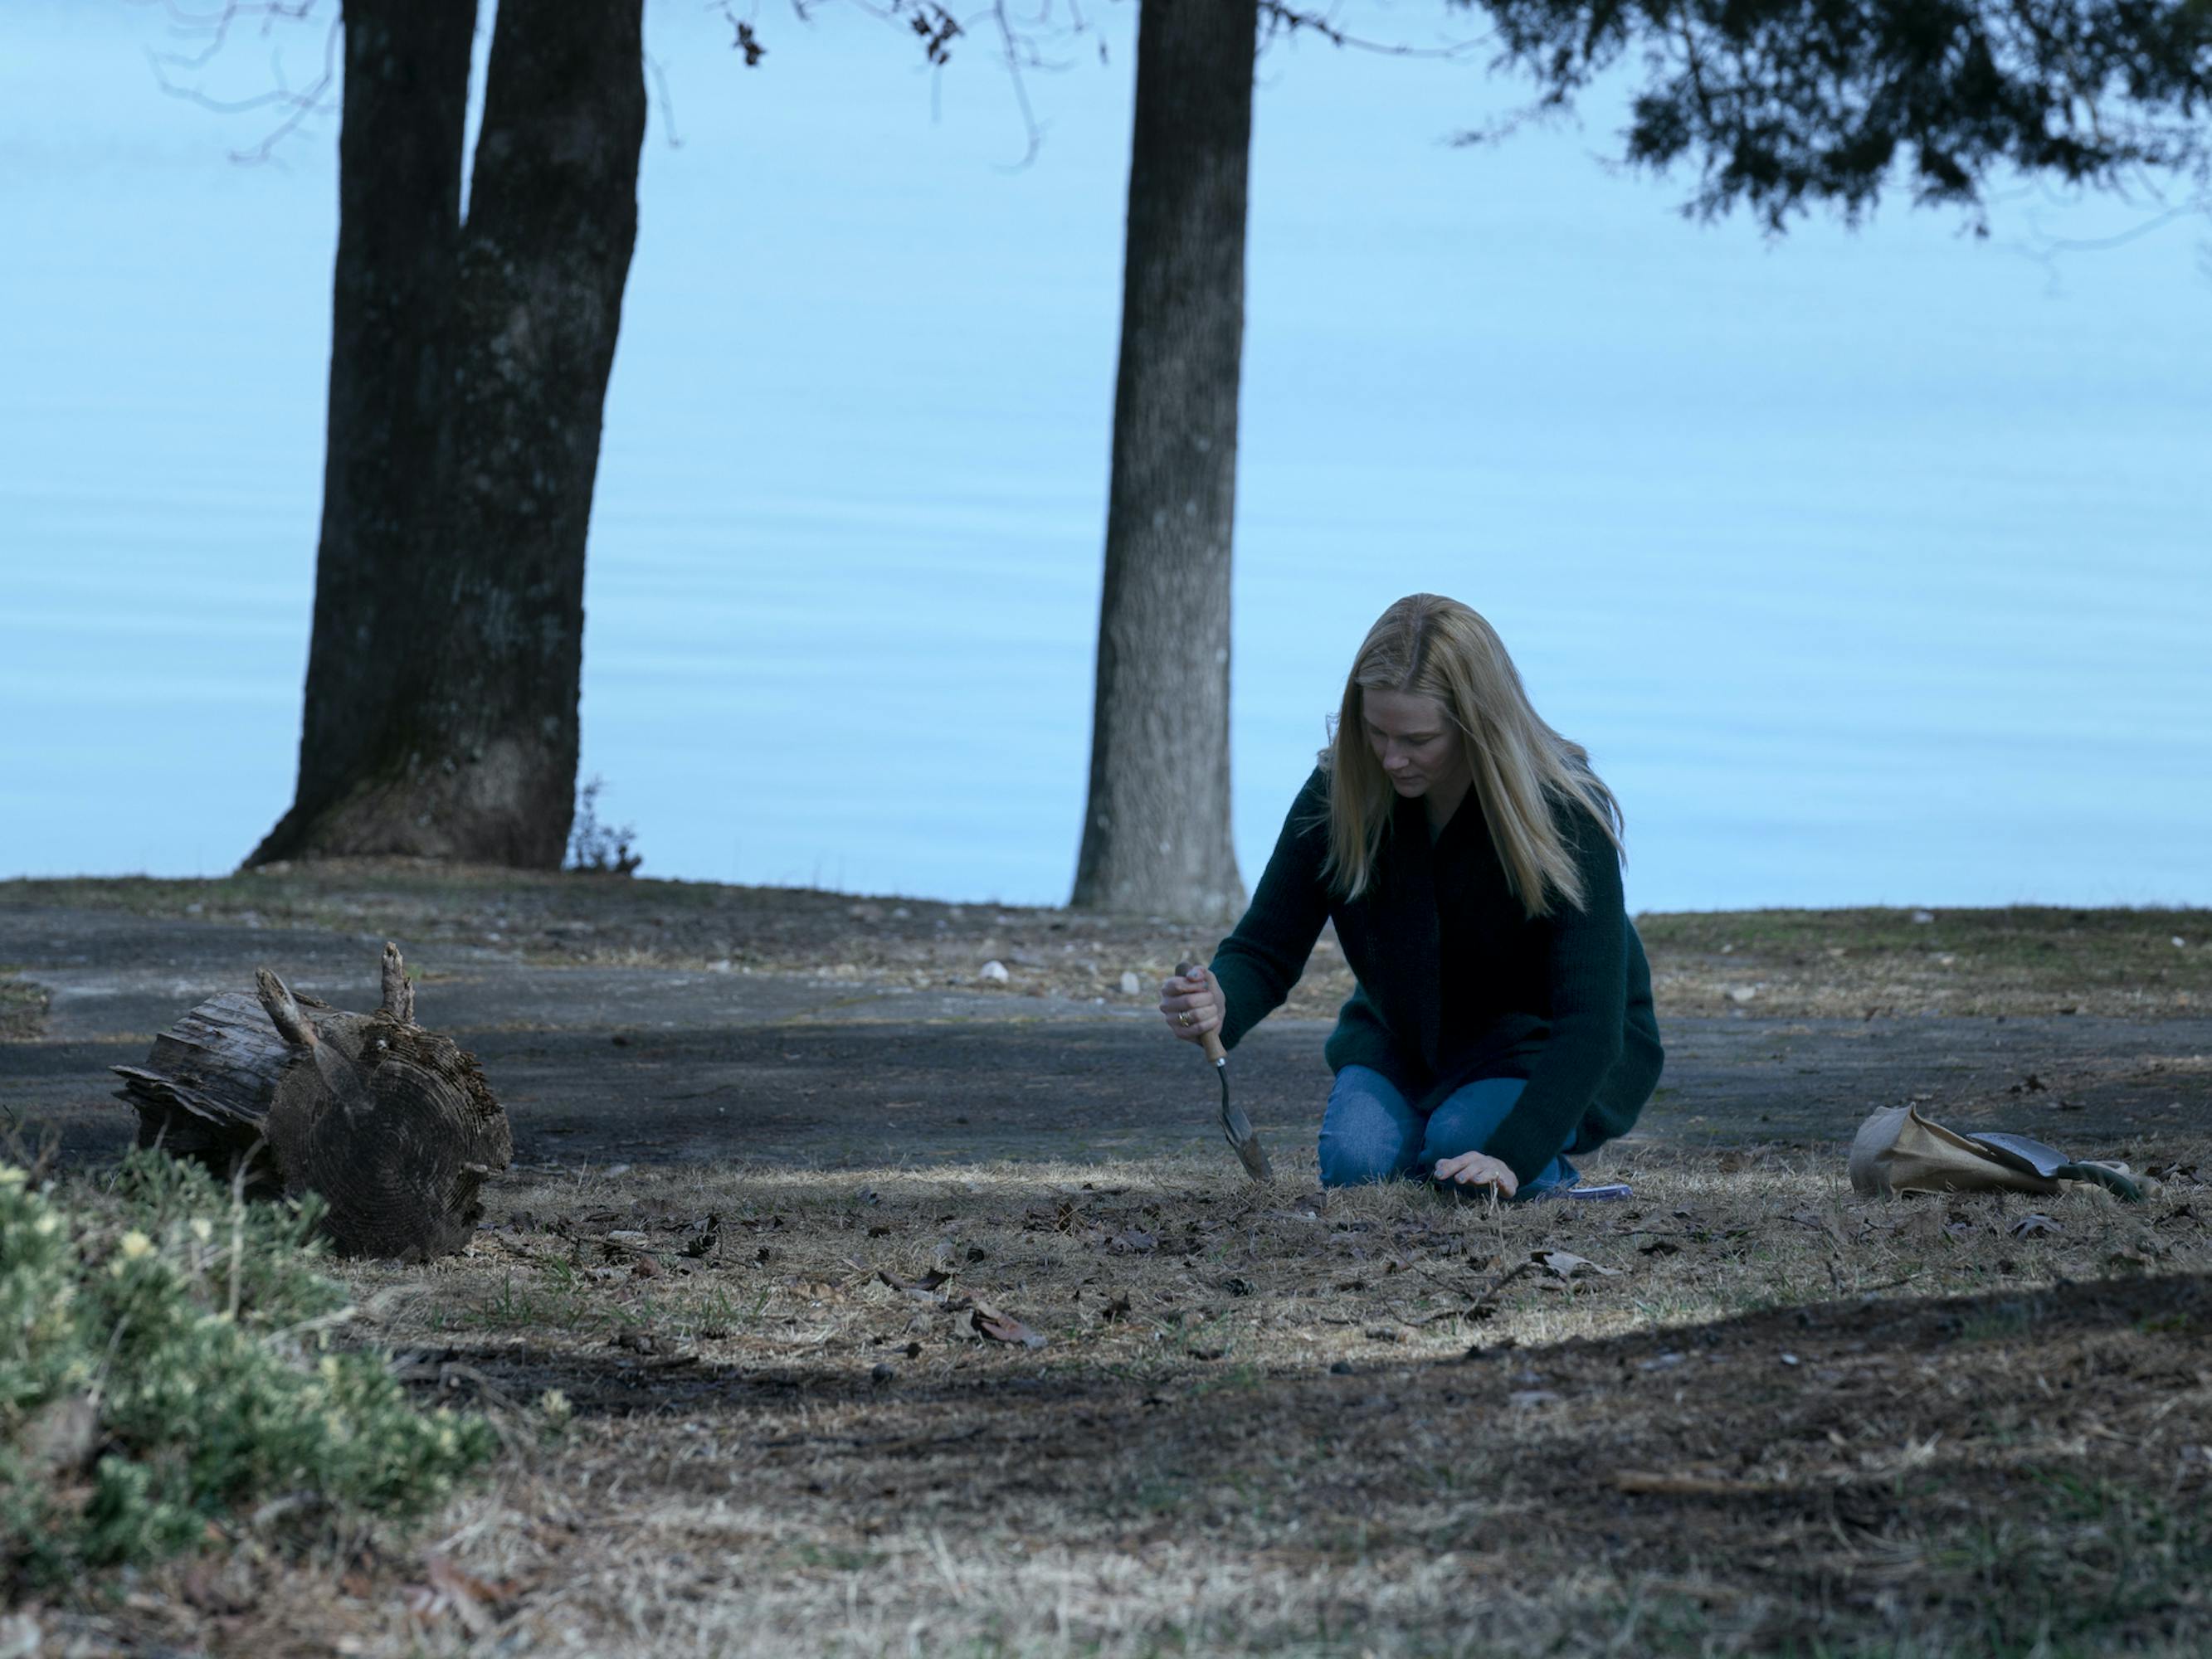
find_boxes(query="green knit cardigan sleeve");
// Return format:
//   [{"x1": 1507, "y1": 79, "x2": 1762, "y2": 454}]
[
  {"x1": 1208, "y1": 768, "x2": 1333, "y2": 1051},
  {"x1": 1481, "y1": 801, "x2": 1630, "y2": 1184}
]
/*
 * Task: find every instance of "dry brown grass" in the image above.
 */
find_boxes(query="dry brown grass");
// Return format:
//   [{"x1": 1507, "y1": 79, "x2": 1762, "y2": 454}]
[
  {"x1": 33, "y1": 1141, "x2": 2210, "y2": 1657},
  {"x1": 1638, "y1": 906, "x2": 2212, "y2": 1019},
  {"x1": 9, "y1": 866, "x2": 2208, "y2": 1020},
  {"x1": 0, "y1": 975, "x2": 47, "y2": 1040}
]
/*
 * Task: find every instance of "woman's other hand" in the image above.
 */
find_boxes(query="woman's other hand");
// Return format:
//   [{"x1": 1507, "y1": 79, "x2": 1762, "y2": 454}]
[
  {"x1": 1158, "y1": 965, "x2": 1227, "y2": 1045},
  {"x1": 1432, "y1": 1150, "x2": 1519, "y2": 1198}
]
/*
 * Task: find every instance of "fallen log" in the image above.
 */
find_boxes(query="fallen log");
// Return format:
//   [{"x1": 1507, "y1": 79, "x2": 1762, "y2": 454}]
[{"x1": 113, "y1": 942, "x2": 511, "y2": 1260}]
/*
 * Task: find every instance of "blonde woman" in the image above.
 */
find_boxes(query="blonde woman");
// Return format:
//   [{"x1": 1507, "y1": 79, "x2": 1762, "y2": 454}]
[{"x1": 1159, "y1": 594, "x2": 1663, "y2": 1196}]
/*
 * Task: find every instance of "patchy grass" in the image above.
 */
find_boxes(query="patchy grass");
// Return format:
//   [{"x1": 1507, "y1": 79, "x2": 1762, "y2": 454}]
[
  {"x1": 1640, "y1": 905, "x2": 2212, "y2": 1019},
  {"x1": 21, "y1": 1141, "x2": 2210, "y2": 1655},
  {"x1": 5, "y1": 866, "x2": 2207, "y2": 1019},
  {"x1": 0, "y1": 975, "x2": 46, "y2": 1041}
]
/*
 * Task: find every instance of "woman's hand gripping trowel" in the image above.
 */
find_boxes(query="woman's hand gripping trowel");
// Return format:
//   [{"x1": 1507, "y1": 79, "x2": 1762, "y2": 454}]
[{"x1": 1175, "y1": 961, "x2": 1274, "y2": 1182}]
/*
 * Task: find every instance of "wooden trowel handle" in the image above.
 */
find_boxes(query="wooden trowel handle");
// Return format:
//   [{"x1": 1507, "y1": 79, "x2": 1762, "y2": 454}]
[{"x1": 1174, "y1": 961, "x2": 1228, "y2": 1065}]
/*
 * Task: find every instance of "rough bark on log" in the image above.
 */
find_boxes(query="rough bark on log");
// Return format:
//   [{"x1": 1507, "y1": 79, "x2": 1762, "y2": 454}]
[{"x1": 112, "y1": 943, "x2": 510, "y2": 1261}]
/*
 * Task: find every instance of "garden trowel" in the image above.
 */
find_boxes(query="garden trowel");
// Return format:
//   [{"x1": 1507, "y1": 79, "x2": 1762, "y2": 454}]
[
  {"x1": 1177, "y1": 961, "x2": 1272, "y2": 1182},
  {"x1": 1849, "y1": 1105, "x2": 2145, "y2": 1201}
]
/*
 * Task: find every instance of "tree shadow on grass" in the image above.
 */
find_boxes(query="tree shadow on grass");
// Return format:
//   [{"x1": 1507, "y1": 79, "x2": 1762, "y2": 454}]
[{"x1": 407, "y1": 1272, "x2": 2212, "y2": 1652}]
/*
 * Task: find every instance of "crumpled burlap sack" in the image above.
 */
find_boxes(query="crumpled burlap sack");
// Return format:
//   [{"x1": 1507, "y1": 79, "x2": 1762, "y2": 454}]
[{"x1": 1848, "y1": 1105, "x2": 2144, "y2": 1202}]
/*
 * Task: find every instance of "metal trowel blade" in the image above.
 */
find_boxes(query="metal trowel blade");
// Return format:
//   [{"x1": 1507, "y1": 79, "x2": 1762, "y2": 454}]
[{"x1": 1220, "y1": 1097, "x2": 1273, "y2": 1182}]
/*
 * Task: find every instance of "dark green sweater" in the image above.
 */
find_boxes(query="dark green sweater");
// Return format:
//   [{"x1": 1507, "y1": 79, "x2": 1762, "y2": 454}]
[{"x1": 1209, "y1": 766, "x2": 1664, "y2": 1184}]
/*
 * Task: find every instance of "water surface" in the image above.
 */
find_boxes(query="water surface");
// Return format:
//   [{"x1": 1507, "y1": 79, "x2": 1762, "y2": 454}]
[{"x1": 3, "y1": 2, "x2": 2207, "y2": 911}]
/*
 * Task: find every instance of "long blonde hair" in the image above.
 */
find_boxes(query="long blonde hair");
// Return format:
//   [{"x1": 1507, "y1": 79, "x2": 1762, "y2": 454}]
[{"x1": 1320, "y1": 594, "x2": 1622, "y2": 917}]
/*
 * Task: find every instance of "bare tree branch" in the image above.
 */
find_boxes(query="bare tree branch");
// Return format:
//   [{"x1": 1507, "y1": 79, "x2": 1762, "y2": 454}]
[
  {"x1": 2005, "y1": 186, "x2": 2212, "y2": 293},
  {"x1": 134, "y1": 0, "x2": 341, "y2": 166},
  {"x1": 645, "y1": 48, "x2": 687, "y2": 150},
  {"x1": 1258, "y1": 2, "x2": 1488, "y2": 61},
  {"x1": 721, "y1": 1, "x2": 1490, "y2": 170}
]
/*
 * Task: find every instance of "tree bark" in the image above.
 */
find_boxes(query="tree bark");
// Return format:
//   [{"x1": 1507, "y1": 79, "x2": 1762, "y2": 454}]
[
  {"x1": 248, "y1": 0, "x2": 646, "y2": 870},
  {"x1": 113, "y1": 944, "x2": 511, "y2": 1261},
  {"x1": 1070, "y1": 0, "x2": 1258, "y2": 922},
  {"x1": 249, "y1": 0, "x2": 476, "y2": 869}
]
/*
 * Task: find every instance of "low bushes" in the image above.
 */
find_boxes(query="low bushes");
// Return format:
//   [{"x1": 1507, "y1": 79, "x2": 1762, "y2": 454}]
[{"x1": 1, "y1": 1151, "x2": 495, "y2": 1589}]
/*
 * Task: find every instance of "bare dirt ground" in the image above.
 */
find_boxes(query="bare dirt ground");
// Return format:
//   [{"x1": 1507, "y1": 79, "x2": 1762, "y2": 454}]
[{"x1": 3, "y1": 867, "x2": 2210, "y2": 1656}]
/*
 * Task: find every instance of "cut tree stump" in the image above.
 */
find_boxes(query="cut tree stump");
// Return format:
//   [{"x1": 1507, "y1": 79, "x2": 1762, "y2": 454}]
[{"x1": 112, "y1": 942, "x2": 511, "y2": 1260}]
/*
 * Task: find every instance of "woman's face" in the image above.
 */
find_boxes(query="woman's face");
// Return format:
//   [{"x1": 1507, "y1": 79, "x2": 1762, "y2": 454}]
[{"x1": 1362, "y1": 688, "x2": 1469, "y2": 799}]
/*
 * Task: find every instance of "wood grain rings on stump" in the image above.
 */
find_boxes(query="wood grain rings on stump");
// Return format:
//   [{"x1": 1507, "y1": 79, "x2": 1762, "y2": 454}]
[{"x1": 113, "y1": 942, "x2": 510, "y2": 1261}]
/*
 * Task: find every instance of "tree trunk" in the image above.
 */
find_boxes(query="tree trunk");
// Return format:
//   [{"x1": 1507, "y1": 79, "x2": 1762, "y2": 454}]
[
  {"x1": 113, "y1": 944, "x2": 511, "y2": 1261},
  {"x1": 422, "y1": 0, "x2": 648, "y2": 866},
  {"x1": 1070, "y1": 0, "x2": 1258, "y2": 922},
  {"x1": 248, "y1": 0, "x2": 646, "y2": 870},
  {"x1": 248, "y1": 0, "x2": 477, "y2": 868}
]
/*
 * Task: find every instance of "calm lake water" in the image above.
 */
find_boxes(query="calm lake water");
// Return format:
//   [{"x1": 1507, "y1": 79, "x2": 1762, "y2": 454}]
[{"x1": 4, "y1": 2, "x2": 2209, "y2": 912}]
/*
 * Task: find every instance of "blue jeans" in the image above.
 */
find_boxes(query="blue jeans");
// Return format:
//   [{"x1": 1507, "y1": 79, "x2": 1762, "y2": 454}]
[{"x1": 1317, "y1": 1065, "x2": 1580, "y2": 1197}]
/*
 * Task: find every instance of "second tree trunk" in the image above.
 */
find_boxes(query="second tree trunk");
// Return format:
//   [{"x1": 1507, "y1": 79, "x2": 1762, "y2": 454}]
[{"x1": 1072, "y1": 0, "x2": 1259, "y2": 922}]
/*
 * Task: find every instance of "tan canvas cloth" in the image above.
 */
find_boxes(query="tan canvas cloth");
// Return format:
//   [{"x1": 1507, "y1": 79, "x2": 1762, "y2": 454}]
[
  {"x1": 1849, "y1": 1106, "x2": 2062, "y2": 1198},
  {"x1": 1849, "y1": 1105, "x2": 2146, "y2": 1200}
]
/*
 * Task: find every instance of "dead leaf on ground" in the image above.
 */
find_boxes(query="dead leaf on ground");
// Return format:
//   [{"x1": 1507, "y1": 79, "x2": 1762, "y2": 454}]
[
  {"x1": 180, "y1": 1559, "x2": 258, "y2": 1616},
  {"x1": 876, "y1": 1267, "x2": 952, "y2": 1301},
  {"x1": 412, "y1": 1554, "x2": 516, "y2": 1638},
  {"x1": 963, "y1": 1301, "x2": 1047, "y2": 1350},
  {"x1": 1532, "y1": 1248, "x2": 1620, "y2": 1281},
  {"x1": 2109, "y1": 1238, "x2": 2166, "y2": 1271},
  {"x1": 1615, "y1": 1469, "x2": 1764, "y2": 1497},
  {"x1": 2008, "y1": 1213, "x2": 2063, "y2": 1238},
  {"x1": 1417, "y1": 1303, "x2": 1496, "y2": 1326}
]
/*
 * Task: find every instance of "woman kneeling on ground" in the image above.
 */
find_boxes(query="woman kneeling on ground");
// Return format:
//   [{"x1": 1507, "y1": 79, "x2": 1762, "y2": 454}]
[{"x1": 1159, "y1": 594, "x2": 1664, "y2": 1198}]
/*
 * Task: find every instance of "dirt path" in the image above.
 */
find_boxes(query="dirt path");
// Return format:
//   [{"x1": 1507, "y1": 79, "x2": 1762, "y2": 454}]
[{"x1": 5, "y1": 903, "x2": 2206, "y2": 1176}]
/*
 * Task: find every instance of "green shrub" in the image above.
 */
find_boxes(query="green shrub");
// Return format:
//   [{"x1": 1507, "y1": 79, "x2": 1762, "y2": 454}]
[{"x1": 0, "y1": 1151, "x2": 496, "y2": 1588}]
